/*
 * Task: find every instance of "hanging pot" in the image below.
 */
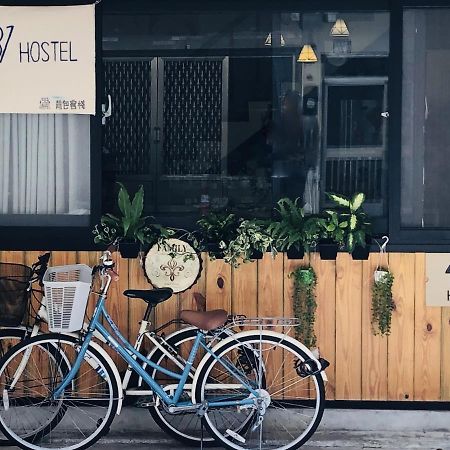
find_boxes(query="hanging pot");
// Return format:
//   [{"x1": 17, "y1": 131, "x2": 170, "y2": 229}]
[
  {"x1": 206, "y1": 242, "x2": 224, "y2": 260},
  {"x1": 374, "y1": 269, "x2": 389, "y2": 283},
  {"x1": 318, "y1": 240, "x2": 339, "y2": 260},
  {"x1": 250, "y1": 250, "x2": 263, "y2": 260},
  {"x1": 296, "y1": 267, "x2": 315, "y2": 285},
  {"x1": 287, "y1": 247, "x2": 305, "y2": 260},
  {"x1": 352, "y1": 236, "x2": 372, "y2": 260},
  {"x1": 118, "y1": 241, "x2": 140, "y2": 259},
  {"x1": 352, "y1": 244, "x2": 371, "y2": 260}
]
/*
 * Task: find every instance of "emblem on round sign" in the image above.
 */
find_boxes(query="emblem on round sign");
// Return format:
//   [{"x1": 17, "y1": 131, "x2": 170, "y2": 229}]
[{"x1": 144, "y1": 238, "x2": 202, "y2": 293}]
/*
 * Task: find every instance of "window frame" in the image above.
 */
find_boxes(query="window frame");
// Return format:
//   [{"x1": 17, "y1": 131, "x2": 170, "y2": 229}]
[
  {"x1": 6, "y1": 0, "x2": 450, "y2": 250},
  {"x1": 388, "y1": 0, "x2": 450, "y2": 247},
  {"x1": 0, "y1": 0, "x2": 102, "y2": 251}
]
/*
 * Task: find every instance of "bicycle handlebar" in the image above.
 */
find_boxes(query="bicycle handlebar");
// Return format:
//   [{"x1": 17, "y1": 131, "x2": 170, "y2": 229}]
[
  {"x1": 92, "y1": 250, "x2": 116, "y2": 278},
  {"x1": 30, "y1": 252, "x2": 51, "y2": 287}
]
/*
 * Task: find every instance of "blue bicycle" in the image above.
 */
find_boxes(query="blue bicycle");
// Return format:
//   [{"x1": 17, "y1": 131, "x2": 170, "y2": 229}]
[{"x1": 0, "y1": 253, "x2": 328, "y2": 450}]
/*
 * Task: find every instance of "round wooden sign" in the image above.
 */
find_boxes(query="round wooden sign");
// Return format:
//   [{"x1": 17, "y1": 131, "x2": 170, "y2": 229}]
[{"x1": 144, "y1": 238, "x2": 202, "y2": 293}]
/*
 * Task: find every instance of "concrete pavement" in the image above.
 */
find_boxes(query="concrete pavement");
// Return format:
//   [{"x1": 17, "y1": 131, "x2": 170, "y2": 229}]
[{"x1": 2, "y1": 408, "x2": 450, "y2": 449}]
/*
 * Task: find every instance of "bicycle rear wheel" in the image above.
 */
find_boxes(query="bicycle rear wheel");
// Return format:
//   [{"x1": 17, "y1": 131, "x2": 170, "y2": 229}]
[
  {"x1": 194, "y1": 331, "x2": 325, "y2": 450},
  {"x1": 0, "y1": 333, "x2": 119, "y2": 450},
  {"x1": 146, "y1": 327, "x2": 218, "y2": 446}
]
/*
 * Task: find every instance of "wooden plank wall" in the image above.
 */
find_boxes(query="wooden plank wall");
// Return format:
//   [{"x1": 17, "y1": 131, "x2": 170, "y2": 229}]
[{"x1": 0, "y1": 250, "x2": 444, "y2": 401}]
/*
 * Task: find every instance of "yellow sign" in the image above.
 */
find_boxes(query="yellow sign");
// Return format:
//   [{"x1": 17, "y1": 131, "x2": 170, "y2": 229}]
[{"x1": 0, "y1": 5, "x2": 95, "y2": 114}]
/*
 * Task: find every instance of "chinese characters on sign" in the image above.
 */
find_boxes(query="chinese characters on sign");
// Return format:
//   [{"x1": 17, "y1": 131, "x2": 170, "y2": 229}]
[
  {"x1": 0, "y1": 5, "x2": 96, "y2": 114},
  {"x1": 39, "y1": 98, "x2": 87, "y2": 111}
]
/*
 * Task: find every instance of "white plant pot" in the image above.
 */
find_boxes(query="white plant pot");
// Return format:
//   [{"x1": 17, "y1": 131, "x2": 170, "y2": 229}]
[{"x1": 374, "y1": 270, "x2": 389, "y2": 283}]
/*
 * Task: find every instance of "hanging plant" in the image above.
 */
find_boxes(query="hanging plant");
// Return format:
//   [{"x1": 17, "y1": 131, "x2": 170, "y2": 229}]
[
  {"x1": 290, "y1": 266, "x2": 317, "y2": 348},
  {"x1": 371, "y1": 268, "x2": 395, "y2": 336}
]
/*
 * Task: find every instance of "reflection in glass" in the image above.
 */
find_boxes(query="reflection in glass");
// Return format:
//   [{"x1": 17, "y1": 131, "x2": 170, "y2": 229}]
[{"x1": 102, "y1": 9, "x2": 390, "y2": 225}]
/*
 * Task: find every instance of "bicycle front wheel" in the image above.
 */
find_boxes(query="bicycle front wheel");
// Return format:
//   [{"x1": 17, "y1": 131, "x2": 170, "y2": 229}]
[
  {"x1": 0, "y1": 334, "x2": 120, "y2": 450},
  {"x1": 194, "y1": 331, "x2": 325, "y2": 450},
  {"x1": 0, "y1": 328, "x2": 39, "y2": 447}
]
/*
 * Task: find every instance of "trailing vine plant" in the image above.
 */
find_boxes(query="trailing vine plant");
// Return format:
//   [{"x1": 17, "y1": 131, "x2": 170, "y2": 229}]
[
  {"x1": 371, "y1": 269, "x2": 395, "y2": 336},
  {"x1": 290, "y1": 266, "x2": 317, "y2": 348}
]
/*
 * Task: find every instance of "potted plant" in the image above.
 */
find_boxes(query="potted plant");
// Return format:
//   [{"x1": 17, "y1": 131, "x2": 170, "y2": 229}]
[
  {"x1": 323, "y1": 192, "x2": 372, "y2": 260},
  {"x1": 317, "y1": 210, "x2": 344, "y2": 260},
  {"x1": 290, "y1": 265, "x2": 317, "y2": 348},
  {"x1": 222, "y1": 219, "x2": 275, "y2": 267},
  {"x1": 371, "y1": 268, "x2": 395, "y2": 336},
  {"x1": 197, "y1": 212, "x2": 241, "y2": 260},
  {"x1": 268, "y1": 198, "x2": 321, "y2": 260},
  {"x1": 93, "y1": 183, "x2": 170, "y2": 258}
]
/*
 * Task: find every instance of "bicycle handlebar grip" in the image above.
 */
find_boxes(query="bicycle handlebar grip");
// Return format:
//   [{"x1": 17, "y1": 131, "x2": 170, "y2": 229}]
[{"x1": 38, "y1": 253, "x2": 51, "y2": 265}]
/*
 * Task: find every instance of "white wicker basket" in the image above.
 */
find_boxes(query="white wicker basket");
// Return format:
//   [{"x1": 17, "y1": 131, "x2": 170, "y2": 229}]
[{"x1": 43, "y1": 264, "x2": 92, "y2": 332}]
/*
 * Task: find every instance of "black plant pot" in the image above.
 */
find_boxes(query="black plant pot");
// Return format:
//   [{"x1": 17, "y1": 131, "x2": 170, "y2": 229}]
[
  {"x1": 352, "y1": 243, "x2": 371, "y2": 260},
  {"x1": 118, "y1": 241, "x2": 140, "y2": 259},
  {"x1": 318, "y1": 241, "x2": 339, "y2": 260},
  {"x1": 251, "y1": 250, "x2": 263, "y2": 260},
  {"x1": 287, "y1": 247, "x2": 305, "y2": 260},
  {"x1": 206, "y1": 243, "x2": 224, "y2": 260}
]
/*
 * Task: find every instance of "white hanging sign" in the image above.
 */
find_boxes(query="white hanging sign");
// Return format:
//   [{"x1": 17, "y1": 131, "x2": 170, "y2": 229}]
[
  {"x1": 426, "y1": 253, "x2": 450, "y2": 306},
  {"x1": 0, "y1": 5, "x2": 95, "y2": 114}
]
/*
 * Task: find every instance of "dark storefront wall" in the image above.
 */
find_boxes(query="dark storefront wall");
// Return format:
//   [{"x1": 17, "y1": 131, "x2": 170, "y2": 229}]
[{"x1": 0, "y1": 1, "x2": 448, "y2": 406}]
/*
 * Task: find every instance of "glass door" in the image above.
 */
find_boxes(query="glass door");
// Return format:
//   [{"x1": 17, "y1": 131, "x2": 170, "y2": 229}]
[{"x1": 323, "y1": 77, "x2": 388, "y2": 216}]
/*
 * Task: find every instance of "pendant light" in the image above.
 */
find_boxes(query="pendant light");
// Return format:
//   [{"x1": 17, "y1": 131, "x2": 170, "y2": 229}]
[
  {"x1": 330, "y1": 18, "x2": 349, "y2": 37},
  {"x1": 264, "y1": 32, "x2": 286, "y2": 47},
  {"x1": 297, "y1": 44, "x2": 317, "y2": 63}
]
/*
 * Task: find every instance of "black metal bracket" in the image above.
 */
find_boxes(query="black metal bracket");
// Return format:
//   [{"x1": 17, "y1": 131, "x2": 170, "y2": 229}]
[{"x1": 295, "y1": 357, "x2": 330, "y2": 377}]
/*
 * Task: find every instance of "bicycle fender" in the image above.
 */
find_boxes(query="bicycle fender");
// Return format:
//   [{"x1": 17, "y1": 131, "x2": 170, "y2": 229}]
[{"x1": 191, "y1": 329, "x2": 328, "y2": 403}]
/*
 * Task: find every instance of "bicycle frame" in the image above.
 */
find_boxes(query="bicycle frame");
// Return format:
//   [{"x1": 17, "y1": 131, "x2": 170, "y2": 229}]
[{"x1": 53, "y1": 288, "x2": 260, "y2": 410}]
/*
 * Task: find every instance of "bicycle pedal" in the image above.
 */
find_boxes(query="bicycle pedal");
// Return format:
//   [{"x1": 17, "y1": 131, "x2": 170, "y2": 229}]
[
  {"x1": 137, "y1": 402, "x2": 156, "y2": 408},
  {"x1": 136, "y1": 397, "x2": 156, "y2": 408}
]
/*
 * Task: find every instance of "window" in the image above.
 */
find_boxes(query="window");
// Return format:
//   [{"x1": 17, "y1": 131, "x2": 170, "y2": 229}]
[
  {"x1": 401, "y1": 8, "x2": 450, "y2": 229},
  {"x1": 102, "y1": 8, "x2": 390, "y2": 227},
  {"x1": 0, "y1": 114, "x2": 91, "y2": 226}
]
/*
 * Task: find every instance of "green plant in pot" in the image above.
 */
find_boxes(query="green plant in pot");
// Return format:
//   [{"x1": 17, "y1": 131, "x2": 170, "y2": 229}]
[
  {"x1": 290, "y1": 266, "x2": 317, "y2": 348},
  {"x1": 326, "y1": 192, "x2": 372, "y2": 259},
  {"x1": 93, "y1": 183, "x2": 170, "y2": 258},
  {"x1": 222, "y1": 219, "x2": 275, "y2": 268},
  {"x1": 268, "y1": 198, "x2": 321, "y2": 259},
  {"x1": 317, "y1": 210, "x2": 345, "y2": 260},
  {"x1": 197, "y1": 212, "x2": 241, "y2": 260},
  {"x1": 371, "y1": 268, "x2": 395, "y2": 336}
]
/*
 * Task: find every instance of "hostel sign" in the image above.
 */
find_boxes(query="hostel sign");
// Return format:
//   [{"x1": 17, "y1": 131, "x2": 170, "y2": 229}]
[
  {"x1": 0, "y1": 5, "x2": 95, "y2": 114},
  {"x1": 426, "y1": 253, "x2": 450, "y2": 306}
]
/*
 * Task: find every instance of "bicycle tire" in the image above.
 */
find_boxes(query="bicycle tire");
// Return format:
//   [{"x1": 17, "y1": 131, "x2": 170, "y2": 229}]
[
  {"x1": 0, "y1": 333, "x2": 120, "y2": 450},
  {"x1": 194, "y1": 331, "x2": 326, "y2": 450}
]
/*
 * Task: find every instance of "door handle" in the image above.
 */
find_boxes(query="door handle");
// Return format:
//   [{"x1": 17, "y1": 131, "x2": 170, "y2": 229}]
[
  {"x1": 381, "y1": 111, "x2": 389, "y2": 118},
  {"x1": 102, "y1": 94, "x2": 112, "y2": 125}
]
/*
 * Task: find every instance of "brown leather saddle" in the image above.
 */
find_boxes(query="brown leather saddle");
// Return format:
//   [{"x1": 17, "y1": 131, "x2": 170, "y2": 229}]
[{"x1": 123, "y1": 289, "x2": 228, "y2": 331}]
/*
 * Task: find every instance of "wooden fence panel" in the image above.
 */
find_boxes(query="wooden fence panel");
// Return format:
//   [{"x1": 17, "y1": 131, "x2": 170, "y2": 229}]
[
  {"x1": 1, "y1": 250, "x2": 449, "y2": 401},
  {"x1": 361, "y1": 253, "x2": 388, "y2": 400},
  {"x1": 205, "y1": 259, "x2": 231, "y2": 312},
  {"x1": 388, "y1": 253, "x2": 415, "y2": 401},
  {"x1": 232, "y1": 260, "x2": 257, "y2": 317},
  {"x1": 311, "y1": 256, "x2": 337, "y2": 400},
  {"x1": 414, "y1": 253, "x2": 441, "y2": 400},
  {"x1": 335, "y1": 253, "x2": 363, "y2": 400}
]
